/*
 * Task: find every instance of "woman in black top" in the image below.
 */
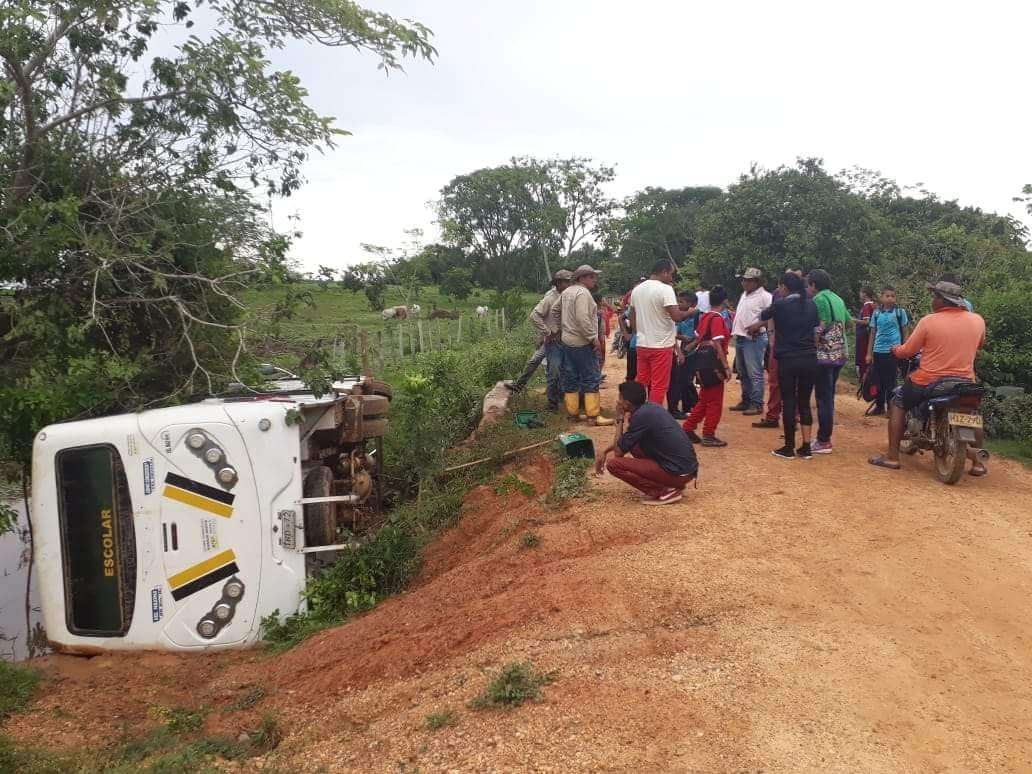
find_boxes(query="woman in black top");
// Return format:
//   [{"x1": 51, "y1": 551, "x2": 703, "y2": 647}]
[{"x1": 758, "y1": 272, "x2": 820, "y2": 459}]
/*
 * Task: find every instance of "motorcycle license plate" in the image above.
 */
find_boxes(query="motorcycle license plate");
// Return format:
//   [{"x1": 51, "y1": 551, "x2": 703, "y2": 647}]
[{"x1": 948, "y1": 412, "x2": 982, "y2": 428}]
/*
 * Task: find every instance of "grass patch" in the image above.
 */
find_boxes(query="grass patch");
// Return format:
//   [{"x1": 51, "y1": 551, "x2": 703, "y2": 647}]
[
  {"x1": 987, "y1": 438, "x2": 1032, "y2": 466},
  {"x1": 0, "y1": 661, "x2": 40, "y2": 719},
  {"x1": 546, "y1": 456, "x2": 592, "y2": 505},
  {"x1": 250, "y1": 713, "x2": 283, "y2": 753},
  {"x1": 495, "y1": 473, "x2": 535, "y2": 498},
  {"x1": 424, "y1": 710, "x2": 457, "y2": 731},
  {"x1": 225, "y1": 685, "x2": 268, "y2": 713},
  {"x1": 519, "y1": 531, "x2": 540, "y2": 549},
  {"x1": 469, "y1": 662, "x2": 553, "y2": 710}
]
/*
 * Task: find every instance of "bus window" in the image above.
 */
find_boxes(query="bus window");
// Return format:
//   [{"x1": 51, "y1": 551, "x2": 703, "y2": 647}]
[{"x1": 56, "y1": 445, "x2": 136, "y2": 636}]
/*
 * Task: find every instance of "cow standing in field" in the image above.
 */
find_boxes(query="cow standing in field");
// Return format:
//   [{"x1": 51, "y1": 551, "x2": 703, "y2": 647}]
[
  {"x1": 381, "y1": 306, "x2": 409, "y2": 321},
  {"x1": 410, "y1": 304, "x2": 421, "y2": 317},
  {"x1": 476, "y1": 306, "x2": 489, "y2": 318}
]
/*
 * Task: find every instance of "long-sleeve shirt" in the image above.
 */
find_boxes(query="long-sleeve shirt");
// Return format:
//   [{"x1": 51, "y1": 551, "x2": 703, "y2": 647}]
[
  {"x1": 529, "y1": 287, "x2": 561, "y2": 341},
  {"x1": 559, "y1": 283, "x2": 598, "y2": 347}
]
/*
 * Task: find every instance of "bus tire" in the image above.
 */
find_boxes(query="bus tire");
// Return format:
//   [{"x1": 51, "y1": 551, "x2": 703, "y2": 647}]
[
  {"x1": 363, "y1": 379, "x2": 393, "y2": 402},
  {"x1": 360, "y1": 395, "x2": 389, "y2": 418},
  {"x1": 303, "y1": 466, "x2": 336, "y2": 546}
]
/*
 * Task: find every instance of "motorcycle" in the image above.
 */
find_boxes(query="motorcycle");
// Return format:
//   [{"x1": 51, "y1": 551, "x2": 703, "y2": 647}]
[{"x1": 899, "y1": 378, "x2": 989, "y2": 484}]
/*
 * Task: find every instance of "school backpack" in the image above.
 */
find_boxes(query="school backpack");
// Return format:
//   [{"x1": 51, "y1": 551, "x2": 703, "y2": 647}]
[{"x1": 691, "y1": 312, "x2": 726, "y2": 387}]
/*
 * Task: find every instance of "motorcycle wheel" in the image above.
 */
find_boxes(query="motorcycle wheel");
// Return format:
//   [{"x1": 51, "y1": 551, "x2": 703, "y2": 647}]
[{"x1": 933, "y1": 419, "x2": 967, "y2": 485}]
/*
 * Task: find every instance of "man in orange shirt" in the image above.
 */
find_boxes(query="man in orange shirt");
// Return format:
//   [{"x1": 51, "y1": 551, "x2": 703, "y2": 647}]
[{"x1": 869, "y1": 281, "x2": 986, "y2": 473}]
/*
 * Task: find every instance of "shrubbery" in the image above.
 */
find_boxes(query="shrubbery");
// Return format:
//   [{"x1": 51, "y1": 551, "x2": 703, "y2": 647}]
[{"x1": 263, "y1": 333, "x2": 531, "y2": 648}]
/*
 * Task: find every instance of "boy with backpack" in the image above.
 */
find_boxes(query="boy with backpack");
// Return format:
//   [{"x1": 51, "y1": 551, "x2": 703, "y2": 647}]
[
  {"x1": 865, "y1": 286, "x2": 910, "y2": 416},
  {"x1": 666, "y1": 291, "x2": 699, "y2": 419},
  {"x1": 681, "y1": 286, "x2": 731, "y2": 447}
]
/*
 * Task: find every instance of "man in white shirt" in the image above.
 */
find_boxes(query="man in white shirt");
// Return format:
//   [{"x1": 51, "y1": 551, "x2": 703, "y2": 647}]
[
  {"x1": 696, "y1": 284, "x2": 711, "y2": 313},
  {"x1": 629, "y1": 259, "x2": 693, "y2": 404},
  {"x1": 504, "y1": 269, "x2": 572, "y2": 408},
  {"x1": 730, "y1": 268, "x2": 773, "y2": 415}
]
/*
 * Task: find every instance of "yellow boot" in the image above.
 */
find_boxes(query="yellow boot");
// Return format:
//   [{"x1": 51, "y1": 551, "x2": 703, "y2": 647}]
[
  {"x1": 585, "y1": 393, "x2": 615, "y2": 426},
  {"x1": 564, "y1": 392, "x2": 581, "y2": 419}
]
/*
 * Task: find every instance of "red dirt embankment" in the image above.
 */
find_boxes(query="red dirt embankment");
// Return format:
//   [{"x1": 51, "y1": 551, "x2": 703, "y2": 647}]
[{"x1": 8, "y1": 347, "x2": 1032, "y2": 772}]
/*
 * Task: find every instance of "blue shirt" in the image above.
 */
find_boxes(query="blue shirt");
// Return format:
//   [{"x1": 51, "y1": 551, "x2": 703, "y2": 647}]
[
  {"x1": 870, "y1": 307, "x2": 910, "y2": 353},
  {"x1": 623, "y1": 310, "x2": 637, "y2": 349},
  {"x1": 676, "y1": 315, "x2": 696, "y2": 338}
]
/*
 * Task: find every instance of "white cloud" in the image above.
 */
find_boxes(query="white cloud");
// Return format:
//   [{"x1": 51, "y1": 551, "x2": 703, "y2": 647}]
[{"x1": 276, "y1": 0, "x2": 1032, "y2": 270}]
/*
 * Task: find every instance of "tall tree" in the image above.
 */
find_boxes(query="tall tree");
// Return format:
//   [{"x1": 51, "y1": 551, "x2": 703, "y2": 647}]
[
  {"x1": 0, "y1": 1, "x2": 435, "y2": 461},
  {"x1": 435, "y1": 156, "x2": 615, "y2": 287}
]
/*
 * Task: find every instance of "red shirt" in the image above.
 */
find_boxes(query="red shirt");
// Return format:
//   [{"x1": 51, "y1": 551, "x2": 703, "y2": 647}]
[{"x1": 697, "y1": 311, "x2": 730, "y2": 354}]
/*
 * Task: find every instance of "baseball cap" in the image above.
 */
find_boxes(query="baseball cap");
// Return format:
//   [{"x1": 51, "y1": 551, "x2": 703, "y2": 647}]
[
  {"x1": 572, "y1": 264, "x2": 602, "y2": 279},
  {"x1": 553, "y1": 269, "x2": 574, "y2": 281},
  {"x1": 737, "y1": 268, "x2": 763, "y2": 280}
]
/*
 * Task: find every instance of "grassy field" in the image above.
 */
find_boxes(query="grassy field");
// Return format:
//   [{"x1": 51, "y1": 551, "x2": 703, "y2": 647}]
[{"x1": 242, "y1": 282, "x2": 540, "y2": 371}]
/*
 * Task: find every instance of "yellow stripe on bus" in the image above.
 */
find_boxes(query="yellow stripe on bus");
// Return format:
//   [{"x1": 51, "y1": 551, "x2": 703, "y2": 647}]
[
  {"x1": 162, "y1": 485, "x2": 233, "y2": 518},
  {"x1": 167, "y1": 549, "x2": 237, "y2": 590}
]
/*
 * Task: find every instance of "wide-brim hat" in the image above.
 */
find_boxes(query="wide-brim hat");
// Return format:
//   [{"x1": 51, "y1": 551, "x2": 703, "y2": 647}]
[
  {"x1": 572, "y1": 264, "x2": 602, "y2": 279},
  {"x1": 927, "y1": 280, "x2": 965, "y2": 305},
  {"x1": 736, "y1": 267, "x2": 762, "y2": 280}
]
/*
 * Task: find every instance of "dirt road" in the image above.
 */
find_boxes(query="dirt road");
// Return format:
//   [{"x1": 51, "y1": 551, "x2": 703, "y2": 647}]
[{"x1": 10, "y1": 348, "x2": 1032, "y2": 772}]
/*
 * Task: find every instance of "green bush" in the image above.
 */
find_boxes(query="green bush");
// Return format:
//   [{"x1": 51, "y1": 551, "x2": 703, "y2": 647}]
[
  {"x1": 982, "y1": 392, "x2": 1032, "y2": 452},
  {"x1": 469, "y1": 662, "x2": 553, "y2": 710},
  {"x1": 974, "y1": 282, "x2": 1032, "y2": 391}
]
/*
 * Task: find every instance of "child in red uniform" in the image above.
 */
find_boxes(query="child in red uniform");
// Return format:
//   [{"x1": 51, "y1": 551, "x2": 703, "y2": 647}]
[{"x1": 682, "y1": 286, "x2": 731, "y2": 447}]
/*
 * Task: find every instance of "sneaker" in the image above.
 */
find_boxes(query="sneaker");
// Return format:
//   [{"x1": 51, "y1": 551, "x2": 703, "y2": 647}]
[
  {"x1": 811, "y1": 440, "x2": 833, "y2": 454},
  {"x1": 685, "y1": 430, "x2": 702, "y2": 444},
  {"x1": 643, "y1": 488, "x2": 683, "y2": 506},
  {"x1": 796, "y1": 443, "x2": 813, "y2": 460},
  {"x1": 742, "y1": 406, "x2": 763, "y2": 416},
  {"x1": 700, "y1": 435, "x2": 728, "y2": 447},
  {"x1": 752, "y1": 418, "x2": 780, "y2": 428},
  {"x1": 771, "y1": 446, "x2": 795, "y2": 460},
  {"x1": 729, "y1": 403, "x2": 749, "y2": 412},
  {"x1": 669, "y1": 410, "x2": 688, "y2": 420}
]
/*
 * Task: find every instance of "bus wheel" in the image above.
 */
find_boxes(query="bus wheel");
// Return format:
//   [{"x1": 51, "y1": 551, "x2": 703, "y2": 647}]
[{"x1": 303, "y1": 466, "x2": 336, "y2": 546}]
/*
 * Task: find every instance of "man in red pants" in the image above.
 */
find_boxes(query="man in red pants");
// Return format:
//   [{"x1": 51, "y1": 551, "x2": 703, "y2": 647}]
[
  {"x1": 754, "y1": 267, "x2": 803, "y2": 431},
  {"x1": 681, "y1": 286, "x2": 731, "y2": 447},
  {"x1": 629, "y1": 259, "x2": 693, "y2": 404},
  {"x1": 595, "y1": 381, "x2": 698, "y2": 505}
]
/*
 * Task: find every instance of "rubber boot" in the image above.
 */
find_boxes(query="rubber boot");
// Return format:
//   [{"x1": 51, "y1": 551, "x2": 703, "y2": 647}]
[
  {"x1": 585, "y1": 393, "x2": 615, "y2": 426},
  {"x1": 564, "y1": 392, "x2": 580, "y2": 419}
]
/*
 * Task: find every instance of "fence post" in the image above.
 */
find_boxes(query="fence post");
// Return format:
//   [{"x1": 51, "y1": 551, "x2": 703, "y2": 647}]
[
  {"x1": 397, "y1": 325, "x2": 404, "y2": 361},
  {"x1": 417, "y1": 320, "x2": 425, "y2": 353},
  {"x1": 359, "y1": 330, "x2": 369, "y2": 375},
  {"x1": 501, "y1": 308, "x2": 507, "y2": 331},
  {"x1": 456, "y1": 315, "x2": 463, "y2": 345}
]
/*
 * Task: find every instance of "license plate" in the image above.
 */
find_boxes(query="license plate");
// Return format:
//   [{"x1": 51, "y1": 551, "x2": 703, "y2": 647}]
[
  {"x1": 948, "y1": 412, "x2": 982, "y2": 428},
  {"x1": 278, "y1": 509, "x2": 297, "y2": 550}
]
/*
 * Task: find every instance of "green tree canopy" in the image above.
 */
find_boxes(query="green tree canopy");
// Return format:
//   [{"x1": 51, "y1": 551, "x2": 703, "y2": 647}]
[{"x1": 0, "y1": 0, "x2": 434, "y2": 461}]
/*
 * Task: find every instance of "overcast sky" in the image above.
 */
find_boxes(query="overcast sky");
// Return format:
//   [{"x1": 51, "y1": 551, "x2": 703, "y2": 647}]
[{"x1": 273, "y1": 0, "x2": 1032, "y2": 271}]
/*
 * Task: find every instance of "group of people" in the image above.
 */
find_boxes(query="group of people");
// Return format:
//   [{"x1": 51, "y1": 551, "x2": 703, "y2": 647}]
[{"x1": 507, "y1": 259, "x2": 989, "y2": 505}]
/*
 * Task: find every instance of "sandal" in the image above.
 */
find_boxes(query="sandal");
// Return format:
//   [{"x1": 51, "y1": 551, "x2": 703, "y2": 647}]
[{"x1": 868, "y1": 455, "x2": 901, "y2": 471}]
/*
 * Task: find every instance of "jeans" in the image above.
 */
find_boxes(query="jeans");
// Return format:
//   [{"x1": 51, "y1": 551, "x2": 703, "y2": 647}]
[
  {"x1": 778, "y1": 354, "x2": 817, "y2": 449},
  {"x1": 561, "y1": 343, "x2": 602, "y2": 394},
  {"x1": 635, "y1": 346, "x2": 674, "y2": 404},
  {"x1": 625, "y1": 347, "x2": 637, "y2": 382},
  {"x1": 814, "y1": 364, "x2": 843, "y2": 443},
  {"x1": 512, "y1": 342, "x2": 563, "y2": 406},
  {"x1": 735, "y1": 335, "x2": 767, "y2": 408}
]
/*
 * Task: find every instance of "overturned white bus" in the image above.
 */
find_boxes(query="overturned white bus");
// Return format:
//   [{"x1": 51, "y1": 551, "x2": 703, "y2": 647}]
[{"x1": 30, "y1": 374, "x2": 390, "y2": 653}]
